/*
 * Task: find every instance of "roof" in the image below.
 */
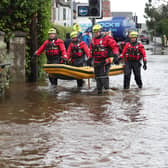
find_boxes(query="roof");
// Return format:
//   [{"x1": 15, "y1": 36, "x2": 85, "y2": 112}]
[{"x1": 57, "y1": 0, "x2": 70, "y2": 7}]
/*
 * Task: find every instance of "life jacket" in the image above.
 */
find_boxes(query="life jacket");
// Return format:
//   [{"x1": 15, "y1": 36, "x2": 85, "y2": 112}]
[
  {"x1": 91, "y1": 35, "x2": 109, "y2": 62},
  {"x1": 45, "y1": 39, "x2": 61, "y2": 61},
  {"x1": 120, "y1": 41, "x2": 126, "y2": 49},
  {"x1": 125, "y1": 42, "x2": 142, "y2": 61},
  {"x1": 70, "y1": 40, "x2": 84, "y2": 59}
]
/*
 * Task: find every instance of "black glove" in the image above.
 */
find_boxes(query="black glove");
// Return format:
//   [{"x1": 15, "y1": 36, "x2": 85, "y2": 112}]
[
  {"x1": 61, "y1": 58, "x2": 67, "y2": 64},
  {"x1": 67, "y1": 58, "x2": 72, "y2": 65},
  {"x1": 113, "y1": 55, "x2": 119, "y2": 65},
  {"x1": 143, "y1": 61, "x2": 147, "y2": 70}
]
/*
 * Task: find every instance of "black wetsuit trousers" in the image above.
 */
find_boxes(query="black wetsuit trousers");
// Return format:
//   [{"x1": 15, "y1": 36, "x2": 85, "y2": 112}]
[
  {"x1": 124, "y1": 61, "x2": 142, "y2": 89},
  {"x1": 72, "y1": 58, "x2": 85, "y2": 88},
  {"x1": 94, "y1": 63, "x2": 111, "y2": 92},
  {"x1": 47, "y1": 59, "x2": 60, "y2": 85}
]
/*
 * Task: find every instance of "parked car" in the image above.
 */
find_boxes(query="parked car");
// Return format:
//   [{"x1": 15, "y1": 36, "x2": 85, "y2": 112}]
[{"x1": 139, "y1": 34, "x2": 149, "y2": 44}]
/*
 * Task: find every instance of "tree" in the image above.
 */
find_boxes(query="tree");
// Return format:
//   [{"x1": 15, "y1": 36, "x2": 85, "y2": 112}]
[
  {"x1": 0, "y1": 0, "x2": 51, "y2": 82},
  {"x1": 144, "y1": 0, "x2": 168, "y2": 37}
]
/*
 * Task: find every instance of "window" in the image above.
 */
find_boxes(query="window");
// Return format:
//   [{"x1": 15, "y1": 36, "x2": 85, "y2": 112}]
[{"x1": 63, "y1": 8, "x2": 66, "y2": 20}]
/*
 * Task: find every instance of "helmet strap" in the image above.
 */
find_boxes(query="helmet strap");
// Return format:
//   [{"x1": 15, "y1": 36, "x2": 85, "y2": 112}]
[{"x1": 48, "y1": 36, "x2": 57, "y2": 41}]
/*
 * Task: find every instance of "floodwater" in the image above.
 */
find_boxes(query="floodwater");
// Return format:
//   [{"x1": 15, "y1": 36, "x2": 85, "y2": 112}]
[{"x1": 0, "y1": 44, "x2": 168, "y2": 168}]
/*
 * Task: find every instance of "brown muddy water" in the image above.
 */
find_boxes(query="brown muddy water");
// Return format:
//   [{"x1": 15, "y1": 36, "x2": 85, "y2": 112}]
[{"x1": 0, "y1": 45, "x2": 168, "y2": 168}]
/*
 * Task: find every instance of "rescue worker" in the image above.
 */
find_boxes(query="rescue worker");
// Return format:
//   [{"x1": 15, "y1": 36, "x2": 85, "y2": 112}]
[
  {"x1": 33, "y1": 28, "x2": 67, "y2": 85},
  {"x1": 82, "y1": 30, "x2": 91, "y2": 46},
  {"x1": 119, "y1": 41, "x2": 126, "y2": 54},
  {"x1": 89, "y1": 24, "x2": 119, "y2": 94},
  {"x1": 67, "y1": 31, "x2": 91, "y2": 88},
  {"x1": 73, "y1": 23, "x2": 83, "y2": 41},
  {"x1": 120, "y1": 31, "x2": 147, "y2": 89},
  {"x1": 64, "y1": 32, "x2": 72, "y2": 50}
]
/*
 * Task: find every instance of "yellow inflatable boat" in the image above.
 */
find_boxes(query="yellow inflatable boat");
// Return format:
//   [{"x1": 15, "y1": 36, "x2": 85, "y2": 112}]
[{"x1": 43, "y1": 64, "x2": 124, "y2": 80}]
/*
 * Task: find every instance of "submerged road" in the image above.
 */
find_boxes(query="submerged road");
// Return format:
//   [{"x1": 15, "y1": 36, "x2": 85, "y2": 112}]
[{"x1": 0, "y1": 44, "x2": 168, "y2": 168}]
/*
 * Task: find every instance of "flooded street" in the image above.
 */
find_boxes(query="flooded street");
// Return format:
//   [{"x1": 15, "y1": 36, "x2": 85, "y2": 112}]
[{"x1": 0, "y1": 44, "x2": 168, "y2": 168}]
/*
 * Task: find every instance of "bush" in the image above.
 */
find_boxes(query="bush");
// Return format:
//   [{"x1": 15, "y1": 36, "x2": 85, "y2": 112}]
[
  {"x1": 52, "y1": 24, "x2": 72, "y2": 40},
  {"x1": 0, "y1": 0, "x2": 52, "y2": 81}
]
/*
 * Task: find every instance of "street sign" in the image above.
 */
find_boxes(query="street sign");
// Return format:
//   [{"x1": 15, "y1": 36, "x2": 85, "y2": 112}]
[{"x1": 77, "y1": 4, "x2": 89, "y2": 17}]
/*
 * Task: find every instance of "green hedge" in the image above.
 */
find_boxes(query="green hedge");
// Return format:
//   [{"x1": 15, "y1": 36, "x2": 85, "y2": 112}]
[
  {"x1": 0, "y1": 0, "x2": 52, "y2": 81},
  {"x1": 52, "y1": 24, "x2": 73, "y2": 40},
  {"x1": 0, "y1": 0, "x2": 73, "y2": 81}
]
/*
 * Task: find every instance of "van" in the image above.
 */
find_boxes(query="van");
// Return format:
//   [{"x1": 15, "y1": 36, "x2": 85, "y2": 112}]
[{"x1": 139, "y1": 34, "x2": 149, "y2": 44}]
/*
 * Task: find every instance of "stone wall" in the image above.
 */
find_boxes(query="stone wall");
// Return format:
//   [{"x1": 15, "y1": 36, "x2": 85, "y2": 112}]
[
  {"x1": 0, "y1": 31, "x2": 10, "y2": 94},
  {"x1": 9, "y1": 32, "x2": 26, "y2": 82},
  {"x1": 0, "y1": 31, "x2": 26, "y2": 95}
]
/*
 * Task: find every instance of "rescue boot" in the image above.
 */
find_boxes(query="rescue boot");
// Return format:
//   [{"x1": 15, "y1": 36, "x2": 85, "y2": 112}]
[
  {"x1": 138, "y1": 85, "x2": 142, "y2": 89},
  {"x1": 103, "y1": 77, "x2": 110, "y2": 90},
  {"x1": 49, "y1": 76, "x2": 57, "y2": 85},
  {"x1": 77, "y1": 79, "x2": 85, "y2": 88},
  {"x1": 124, "y1": 86, "x2": 129, "y2": 89},
  {"x1": 98, "y1": 89, "x2": 103, "y2": 95},
  {"x1": 124, "y1": 79, "x2": 130, "y2": 89}
]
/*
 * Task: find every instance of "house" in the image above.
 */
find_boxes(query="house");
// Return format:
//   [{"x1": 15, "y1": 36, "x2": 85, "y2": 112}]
[{"x1": 51, "y1": 0, "x2": 72, "y2": 26}]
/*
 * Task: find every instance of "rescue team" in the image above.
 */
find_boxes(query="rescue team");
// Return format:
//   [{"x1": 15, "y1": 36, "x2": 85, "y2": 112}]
[{"x1": 33, "y1": 24, "x2": 147, "y2": 94}]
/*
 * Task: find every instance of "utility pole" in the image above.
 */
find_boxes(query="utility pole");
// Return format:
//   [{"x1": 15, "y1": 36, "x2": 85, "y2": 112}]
[{"x1": 92, "y1": 18, "x2": 96, "y2": 26}]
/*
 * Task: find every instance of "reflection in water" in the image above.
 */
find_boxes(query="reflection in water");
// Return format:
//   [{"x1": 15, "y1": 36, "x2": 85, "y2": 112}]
[
  {"x1": 0, "y1": 51, "x2": 168, "y2": 168},
  {"x1": 152, "y1": 46, "x2": 168, "y2": 55},
  {"x1": 121, "y1": 90, "x2": 146, "y2": 122},
  {"x1": 0, "y1": 83, "x2": 66, "y2": 167},
  {"x1": 0, "y1": 81, "x2": 149, "y2": 168},
  {"x1": 87, "y1": 95, "x2": 112, "y2": 123},
  {"x1": 0, "y1": 83, "x2": 74, "y2": 124}
]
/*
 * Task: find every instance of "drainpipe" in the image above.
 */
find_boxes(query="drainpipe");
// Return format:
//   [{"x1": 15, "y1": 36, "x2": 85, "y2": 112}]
[{"x1": 71, "y1": 0, "x2": 73, "y2": 26}]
